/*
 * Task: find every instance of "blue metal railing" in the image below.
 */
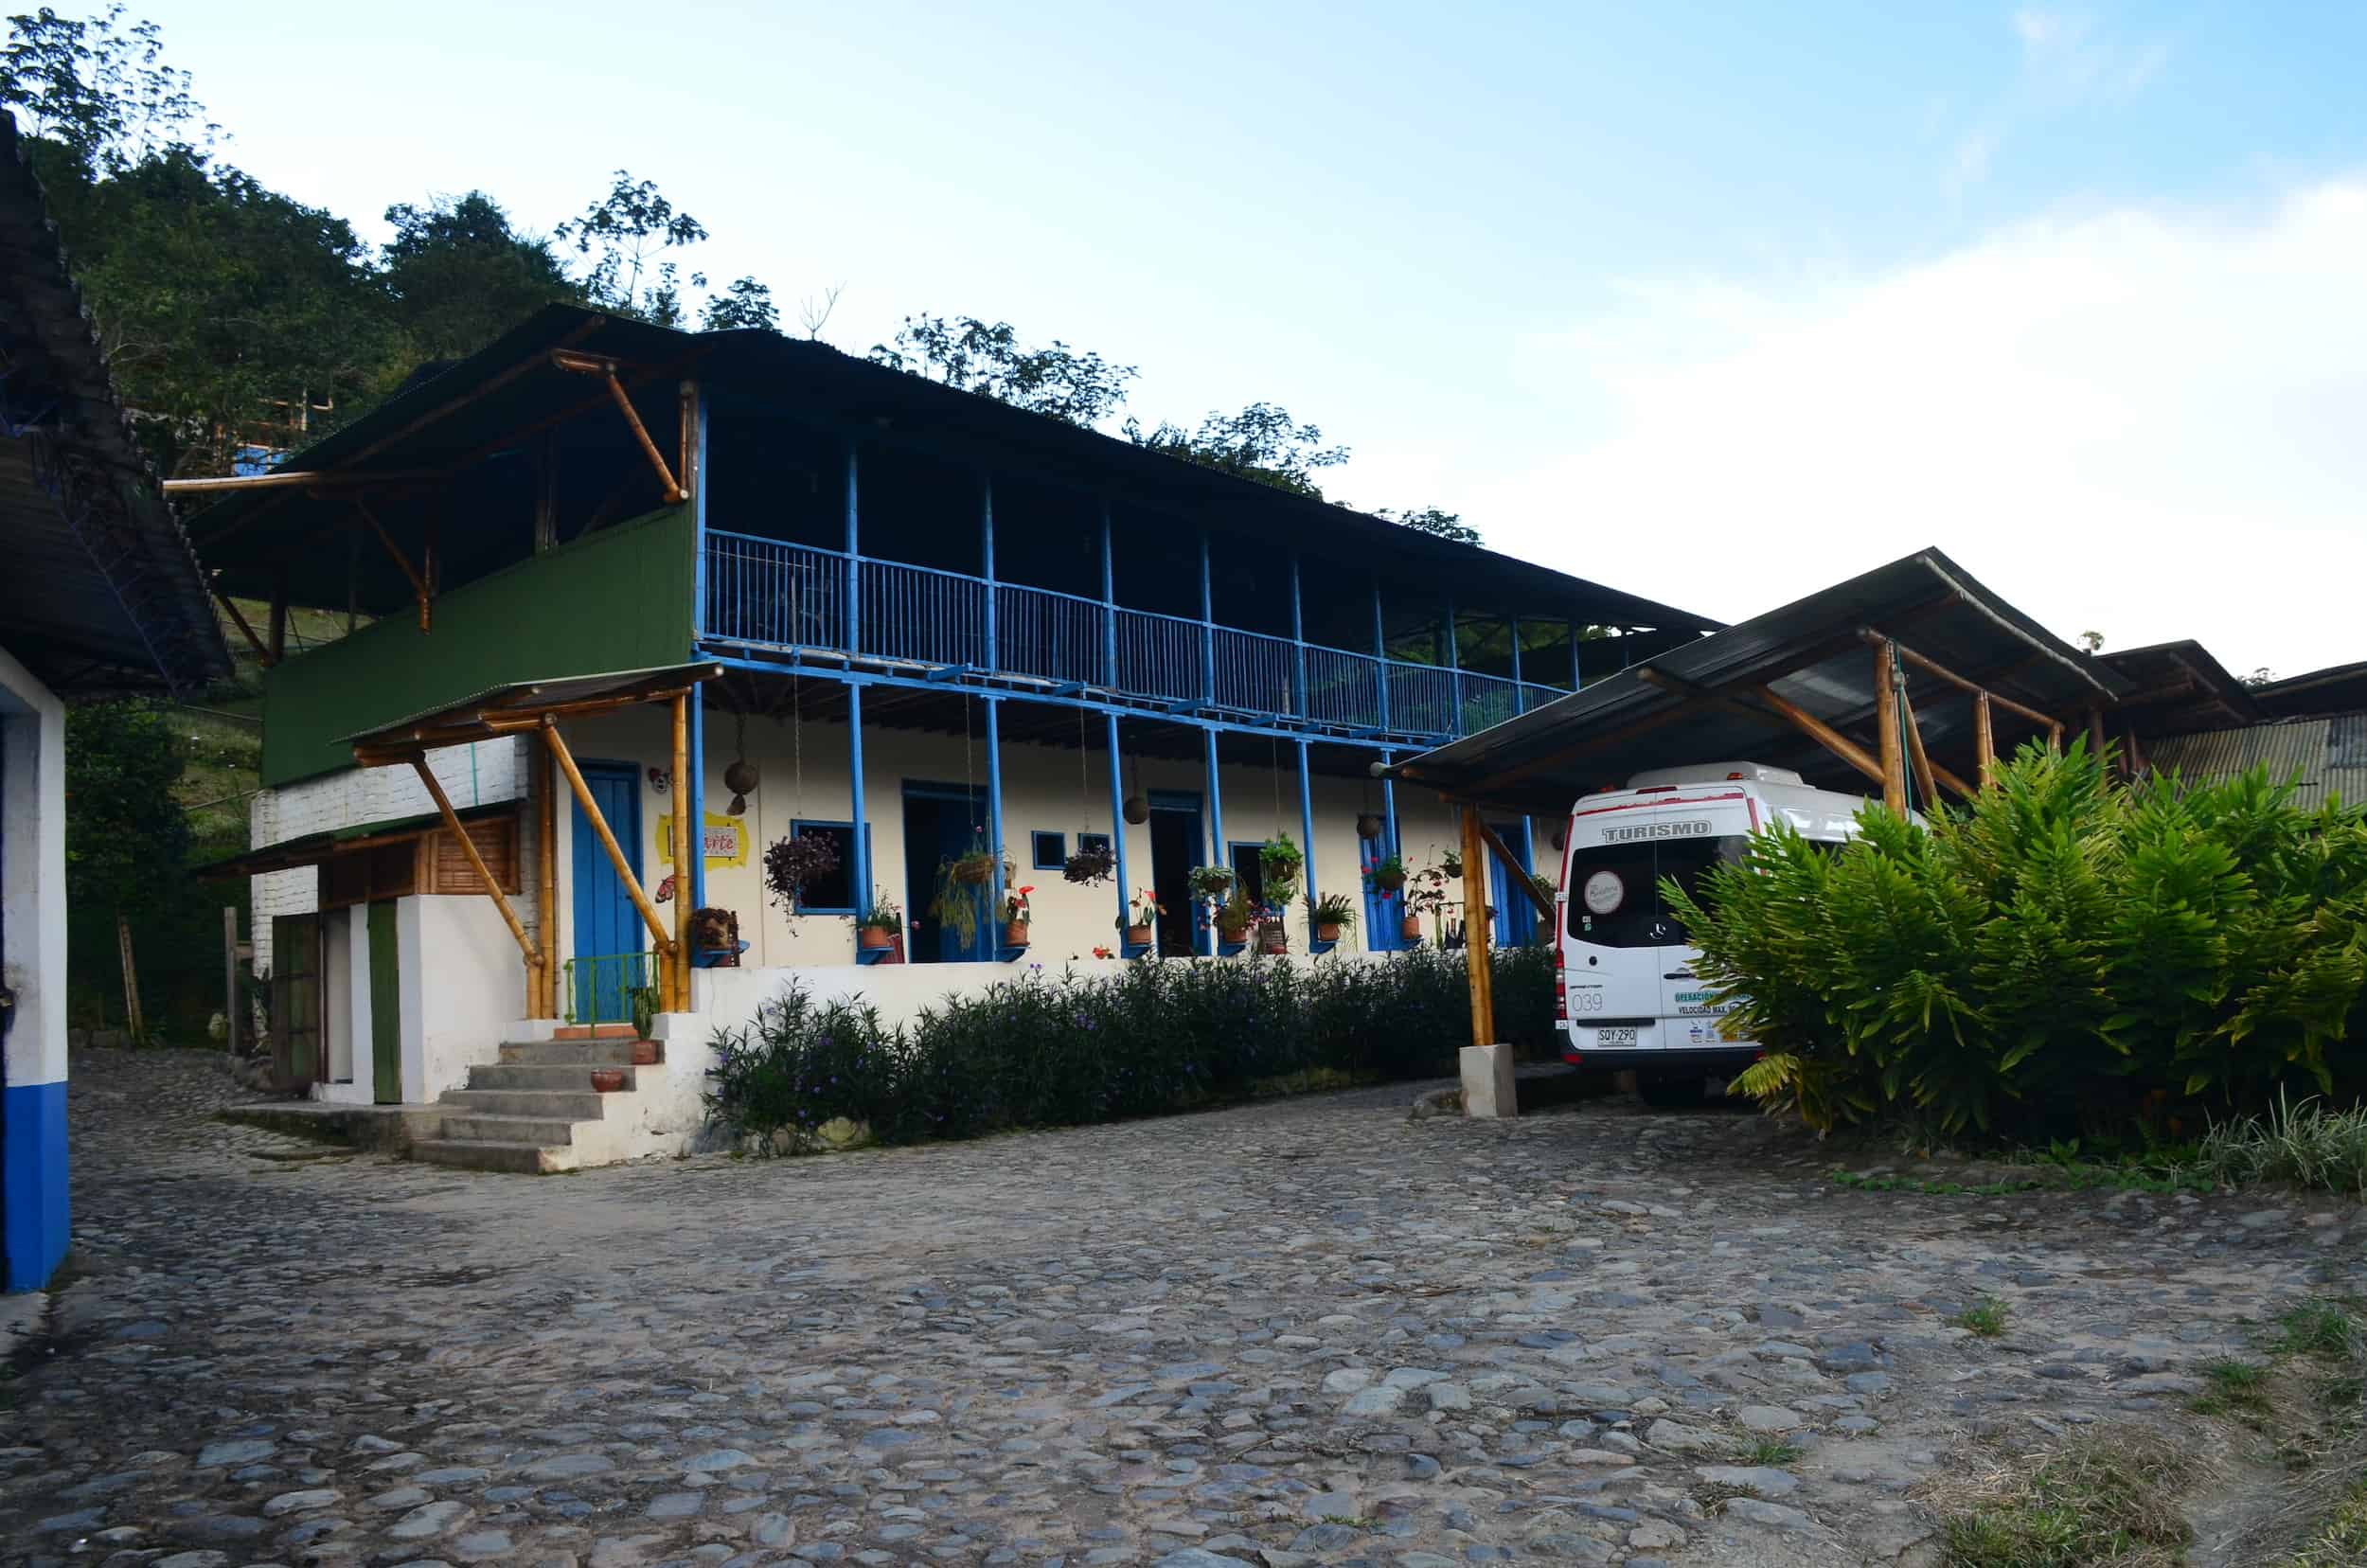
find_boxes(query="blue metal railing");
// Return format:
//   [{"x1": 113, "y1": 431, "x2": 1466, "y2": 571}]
[{"x1": 703, "y1": 529, "x2": 1563, "y2": 739}]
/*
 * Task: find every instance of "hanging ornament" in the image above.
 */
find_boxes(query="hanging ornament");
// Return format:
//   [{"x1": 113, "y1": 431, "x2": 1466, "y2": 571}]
[
  {"x1": 1355, "y1": 812, "x2": 1383, "y2": 840},
  {"x1": 1123, "y1": 753, "x2": 1148, "y2": 825},
  {"x1": 724, "y1": 712, "x2": 758, "y2": 815}
]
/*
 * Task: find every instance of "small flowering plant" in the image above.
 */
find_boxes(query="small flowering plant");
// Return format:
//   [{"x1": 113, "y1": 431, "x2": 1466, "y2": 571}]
[
  {"x1": 1124, "y1": 887, "x2": 1163, "y2": 929},
  {"x1": 1002, "y1": 884, "x2": 1035, "y2": 926},
  {"x1": 1091, "y1": 944, "x2": 1115, "y2": 959}
]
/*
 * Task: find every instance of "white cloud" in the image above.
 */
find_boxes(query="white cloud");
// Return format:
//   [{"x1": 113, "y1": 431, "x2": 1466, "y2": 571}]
[{"x1": 1441, "y1": 179, "x2": 2367, "y2": 679}]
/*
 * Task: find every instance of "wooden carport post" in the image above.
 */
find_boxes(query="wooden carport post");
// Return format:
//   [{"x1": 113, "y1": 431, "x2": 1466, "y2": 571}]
[
  {"x1": 670, "y1": 691, "x2": 690, "y2": 1014},
  {"x1": 1455, "y1": 803, "x2": 1516, "y2": 1119},
  {"x1": 1973, "y1": 692, "x2": 1997, "y2": 790},
  {"x1": 1872, "y1": 639, "x2": 1909, "y2": 817}
]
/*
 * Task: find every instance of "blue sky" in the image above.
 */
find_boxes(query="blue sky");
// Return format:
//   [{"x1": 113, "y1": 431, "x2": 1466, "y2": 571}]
[{"x1": 142, "y1": 1, "x2": 2367, "y2": 673}]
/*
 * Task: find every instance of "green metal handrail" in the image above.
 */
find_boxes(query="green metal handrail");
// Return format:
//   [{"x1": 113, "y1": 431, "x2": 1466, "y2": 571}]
[{"x1": 563, "y1": 951, "x2": 657, "y2": 1027}]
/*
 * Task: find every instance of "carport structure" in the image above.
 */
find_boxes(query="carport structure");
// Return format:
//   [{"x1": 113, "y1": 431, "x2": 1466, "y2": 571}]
[{"x1": 1388, "y1": 548, "x2": 2130, "y2": 1092}]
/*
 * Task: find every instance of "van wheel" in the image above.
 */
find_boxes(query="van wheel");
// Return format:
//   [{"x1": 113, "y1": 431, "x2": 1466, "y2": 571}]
[{"x1": 1638, "y1": 1076, "x2": 1709, "y2": 1109}]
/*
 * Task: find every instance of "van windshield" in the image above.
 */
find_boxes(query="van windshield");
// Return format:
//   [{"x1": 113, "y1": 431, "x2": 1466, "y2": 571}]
[{"x1": 1564, "y1": 834, "x2": 1752, "y2": 948}]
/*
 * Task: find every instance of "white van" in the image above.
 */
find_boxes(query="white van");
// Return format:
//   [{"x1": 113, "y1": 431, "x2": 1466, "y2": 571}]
[{"x1": 1556, "y1": 761, "x2": 1869, "y2": 1106}]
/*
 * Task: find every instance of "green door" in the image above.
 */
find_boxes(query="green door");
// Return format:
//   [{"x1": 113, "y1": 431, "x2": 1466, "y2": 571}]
[
  {"x1": 367, "y1": 901, "x2": 402, "y2": 1103},
  {"x1": 270, "y1": 914, "x2": 321, "y2": 1092}
]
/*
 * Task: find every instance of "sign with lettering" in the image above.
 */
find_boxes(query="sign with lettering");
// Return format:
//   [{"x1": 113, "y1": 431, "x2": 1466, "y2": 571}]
[{"x1": 655, "y1": 811, "x2": 749, "y2": 869}]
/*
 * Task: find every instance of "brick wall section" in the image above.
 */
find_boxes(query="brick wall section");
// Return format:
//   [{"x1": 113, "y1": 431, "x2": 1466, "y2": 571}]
[{"x1": 248, "y1": 738, "x2": 529, "y2": 975}]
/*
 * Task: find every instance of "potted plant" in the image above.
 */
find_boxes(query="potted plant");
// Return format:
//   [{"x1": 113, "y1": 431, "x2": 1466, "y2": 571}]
[
  {"x1": 1366, "y1": 853, "x2": 1408, "y2": 894},
  {"x1": 1401, "y1": 866, "x2": 1450, "y2": 945},
  {"x1": 1001, "y1": 884, "x2": 1034, "y2": 948},
  {"x1": 855, "y1": 899, "x2": 902, "y2": 953},
  {"x1": 1258, "y1": 834, "x2": 1304, "y2": 906},
  {"x1": 690, "y1": 906, "x2": 742, "y2": 968},
  {"x1": 1119, "y1": 887, "x2": 1162, "y2": 947},
  {"x1": 762, "y1": 831, "x2": 842, "y2": 915},
  {"x1": 1214, "y1": 885, "x2": 1255, "y2": 944},
  {"x1": 1064, "y1": 842, "x2": 1114, "y2": 885},
  {"x1": 1188, "y1": 864, "x2": 1236, "y2": 902},
  {"x1": 1307, "y1": 891, "x2": 1358, "y2": 944},
  {"x1": 1438, "y1": 846, "x2": 1465, "y2": 880},
  {"x1": 931, "y1": 855, "x2": 994, "y2": 950}
]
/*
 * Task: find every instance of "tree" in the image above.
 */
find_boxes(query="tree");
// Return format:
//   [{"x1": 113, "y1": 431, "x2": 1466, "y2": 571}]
[
  {"x1": 701, "y1": 275, "x2": 779, "y2": 332},
  {"x1": 869, "y1": 314, "x2": 1136, "y2": 427},
  {"x1": 1124, "y1": 401, "x2": 1349, "y2": 498},
  {"x1": 0, "y1": 3, "x2": 209, "y2": 176},
  {"x1": 382, "y1": 191, "x2": 581, "y2": 362},
  {"x1": 555, "y1": 170, "x2": 710, "y2": 325},
  {"x1": 1377, "y1": 506, "x2": 1481, "y2": 545}
]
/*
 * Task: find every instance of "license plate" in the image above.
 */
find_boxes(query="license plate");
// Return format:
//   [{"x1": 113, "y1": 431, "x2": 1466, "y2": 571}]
[{"x1": 1595, "y1": 1026, "x2": 1639, "y2": 1047}]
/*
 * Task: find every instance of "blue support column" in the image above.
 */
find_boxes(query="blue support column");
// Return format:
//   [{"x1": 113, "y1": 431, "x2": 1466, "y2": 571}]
[
  {"x1": 1380, "y1": 752, "x2": 1401, "y2": 951},
  {"x1": 1099, "y1": 500, "x2": 1118, "y2": 687},
  {"x1": 1289, "y1": 553, "x2": 1308, "y2": 716},
  {"x1": 1198, "y1": 526, "x2": 1216, "y2": 705},
  {"x1": 843, "y1": 439, "x2": 861, "y2": 654},
  {"x1": 1444, "y1": 596, "x2": 1462, "y2": 734},
  {"x1": 1570, "y1": 618, "x2": 1582, "y2": 690},
  {"x1": 847, "y1": 683, "x2": 870, "y2": 929},
  {"x1": 985, "y1": 696, "x2": 1008, "y2": 958},
  {"x1": 980, "y1": 476, "x2": 996, "y2": 671},
  {"x1": 1371, "y1": 577, "x2": 1392, "y2": 730},
  {"x1": 1107, "y1": 712, "x2": 1138, "y2": 953},
  {"x1": 1296, "y1": 739, "x2": 1322, "y2": 952},
  {"x1": 1508, "y1": 614, "x2": 1524, "y2": 711},
  {"x1": 1203, "y1": 727, "x2": 1225, "y2": 868}
]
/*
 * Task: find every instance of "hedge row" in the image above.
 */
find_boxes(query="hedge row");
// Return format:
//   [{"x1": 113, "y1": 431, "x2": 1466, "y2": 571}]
[{"x1": 706, "y1": 946, "x2": 1557, "y2": 1149}]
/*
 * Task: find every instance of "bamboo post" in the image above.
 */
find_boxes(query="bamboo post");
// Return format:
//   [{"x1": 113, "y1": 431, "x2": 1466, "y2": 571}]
[
  {"x1": 1900, "y1": 694, "x2": 1940, "y2": 809},
  {"x1": 1872, "y1": 641, "x2": 1908, "y2": 817},
  {"x1": 410, "y1": 757, "x2": 543, "y2": 981},
  {"x1": 2087, "y1": 705, "x2": 2109, "y2": 770},
  {"x1": 604, "y1": 372, "x2": 686, "y2": 502},
  {"x1": 540, "y1": 742, "x2": 560, "y2": 1020},
  {"x1": 1974, "y1": 692, "x2": 1996, "y2": 789},
  {"x1": 543, "y1": 721, "x2": 674, "y2": 960},
  {"x1": 222, "y1": 906, "x2": 240, "y2": 1060},
  {"x1": 116, "y1": 914, "x2": 145, "y2": 1042},
  {"x1": 670, "y1": 692, "x2": 690, "y2": 1013},
  {"x1": 1459, "y1": 805, "x2": 1495, "y2": 1045}
]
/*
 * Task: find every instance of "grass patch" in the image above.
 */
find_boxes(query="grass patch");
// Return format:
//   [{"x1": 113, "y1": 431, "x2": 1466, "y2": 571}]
[
  {"x1": 2278, "y1": 1300, "x2": 2364, "y2": 1362},
  {"x1": 1953, "y1": 1298, "x2": 2011, "y2": 1338},
  {"x1": 1933, "y1": 1429, "x2": 2194, "y2": 1567},
  {"x1": 2195, "y1": 1094, "x2": 2367, "y2": 1199},
  {"x1": 2190, "y1": 1358, "x2": 2274, "y2": 1423},
  {"x1": 2269, "y1": 1476, "x2": 2367, "y2": 1566},
  {"x1": 1742, "y1": 1437, "x2": 1803, "y2": 1467}
]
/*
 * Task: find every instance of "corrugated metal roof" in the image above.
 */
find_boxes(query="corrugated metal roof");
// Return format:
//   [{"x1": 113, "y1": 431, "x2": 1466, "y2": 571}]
[
  {"x1": 1392, "y1": 548, "x2": 2127, "y2": 813},
  {"x1": 341, "y1": 660, "x2": 723, "y2": 750},
  {"x1": 2145, "y1": 716, "x2": 2367, "y2": 811},
  {"x1": 0, "y1": 111, "x2": 229, "y2": 695}
]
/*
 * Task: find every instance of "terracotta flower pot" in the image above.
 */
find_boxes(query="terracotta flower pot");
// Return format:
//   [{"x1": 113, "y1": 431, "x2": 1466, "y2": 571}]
[
  {"x1": 858, "y1": 926, "x2": 894, "y2": 951},
  {"x1": 1257, "y1": 921, "x2": 1289, "y2": 955},
  {"x1": 1003, "y1": 920, "x2": 1030, "y2": 946},
  {"x1": 1123, "y1": 923, "x2": 1152, "y2": 946},
  {"x1": 631, "y1": 1039, "x2": 660, "y2": 1066},
  {"x1": 1400, "y1": 915, "x2": 1423, "y2": 943},
  {"x1": 1314, "y1": 922, "x2": 1342, "y2": 944},
  {"x1": 589, "y1": 1068, "x2": 626, "y2": 1093}
]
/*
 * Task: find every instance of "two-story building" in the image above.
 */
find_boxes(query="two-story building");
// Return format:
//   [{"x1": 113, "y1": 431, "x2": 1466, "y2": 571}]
[{"x1": 191, "y1": 305, "x2": 1713, "y2": 1169}]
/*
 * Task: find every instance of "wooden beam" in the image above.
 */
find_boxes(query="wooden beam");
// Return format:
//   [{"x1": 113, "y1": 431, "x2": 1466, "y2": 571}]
[
  {"x1": 2087, "y1": 705, "x2": 2109, "y2": 769},
  {"x1": 1872, "y1": 640, "x2": 1908, "y2": 816},
  {"x1": 1901, "y1": 693, "x2": 1964, "y2": 804},
  {"x1": 669, "y1": 690, "x2": 690, "y2": 1014},
  {"x1": 1868, "y1": 632, "x2": 2062, "y2": 731},
  {"x1": 1473, "y1": 814, "x2": 1554, "y2": 921},
  {"x1": 603, "y1": 371, "x2": 685, "y2": 503},
  {"x1": 1974, "y1": 692, "x2": 1996, "y2": 789},
  {"x1": 678, "y1": 380, "x2": 698, "y2": 503},
  {"x1": 540, "y1": 743, "x2": 560, "y2": 1021},
  {"x1": 543, "y1": 720, "x2": 674, "y2": 958},
  {"x1": 352, "y1": 498, "x2": 431, "y2": 632},
  {"x1": 1751, "y1": 684, "x2": 1883, "y2": 785},
  {"x1": 214, "y1": 592, "x2": 273, "y2": 668},
  {"x1": 1459, "y1": 805, "x2": 1495, "y2": 1048},
  {"x1": 335, "y1": 318, "x2": 604, "y2": 471},
  {"x1": 268, "y1": 577, "x2": 288, "y2": 664},
  {"x1": 410, "y1": 757, "x2": 542, "y2": 973},
  {"x1": 163, "y1": 468, "x2": 444, "y2": 494}
]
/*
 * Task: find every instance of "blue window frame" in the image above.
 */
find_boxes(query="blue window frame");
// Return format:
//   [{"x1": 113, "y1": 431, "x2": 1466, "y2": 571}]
[
  {"x1": 789, "y1": 819, "x2": 873, "y2": 914},
  {"x1": 1031, "y1": 830, "x2": 1066, "y2": 869}
]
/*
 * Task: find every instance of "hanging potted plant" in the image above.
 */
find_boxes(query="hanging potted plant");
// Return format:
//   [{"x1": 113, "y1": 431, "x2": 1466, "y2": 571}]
[
  {"x1": 1307, "y1": 892, "x2": 1358, "y2": 944},
  {"x1": 1258, "y1": 834, "x2": 1304, "y2": 907},
  {"x1": 1064, "y1": 841, "x2": 1114, "y2": 885},
  {"x1": 1438, "y1": 846, "x2": 1465, "y2": 880},
  {"x1": 1188, "y1": 864, "x2": 1236, "y2": 902},
  {"x1": 1214, "y1": 886, "x2": 1254, "y2": 945},
  {"x1": 762, "y1": 831, "x2": 842, "y2": 915},
  {"x1": 690, "y1": 906, "x2": 741, "y2": 967},
  {"x1": 930, "y1": 858, "x2": 991, "y2": 951},
  {"x1": 1118, "y1": 887, "x2": 1162, "y2": 948},
  {"x1": 949, "y1": 844, "x2": 997, "y2": 885},
  {"x1": 854, "y1": 899, "x2": 903, "y2": 953},
  {"x1": 1001, "y1": 885, "x2": 1033, "y2": 948},
  {"x1": 1366, "y1": 853, "x2": 1408, "y2": 894},
  {"x1": 1355, "y1": 811, "x2": 1384, "y2": 841}
]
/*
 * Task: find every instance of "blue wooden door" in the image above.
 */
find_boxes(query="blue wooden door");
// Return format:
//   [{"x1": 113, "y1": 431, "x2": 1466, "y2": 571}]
[
  {"x1": 571, "y1": 762, "x2": 645, "y2": 1022},
  {"x1": 1361, "y1": 834, "x2": 1398, "y2": 951},
  {"x1": 1489, "y1": 822, "x2": 1536, "y2": 948}
]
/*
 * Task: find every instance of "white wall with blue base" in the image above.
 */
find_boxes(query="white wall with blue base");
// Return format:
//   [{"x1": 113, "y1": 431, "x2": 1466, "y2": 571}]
[{"x1": 1, "y1": 643, "x2": 68, "y2": 1292}]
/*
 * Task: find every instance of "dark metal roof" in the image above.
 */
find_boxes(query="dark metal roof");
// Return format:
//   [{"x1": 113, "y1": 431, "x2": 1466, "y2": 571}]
[
  {"x1": 196, "y1": 798, "x2": 511, "y2": 880},
  {"x1": 342, "y1": 660, "x2": 722, "y2": 750},
  {"x1": 2254, "y1": 660, "x2": 2367, "y2": 720},
  {"x1": 182, "y1": 305, "x2": 1720, "y2": 636},
  {"x1": 1391, "y1": 548, "x2": 2128, "y2": 813},
  {"x1": 2097, "y1": 639, "x2": 2264, "y2": 734},
  {"x1": 0, "y1": 112, "x2": 229, "y2": 696}
]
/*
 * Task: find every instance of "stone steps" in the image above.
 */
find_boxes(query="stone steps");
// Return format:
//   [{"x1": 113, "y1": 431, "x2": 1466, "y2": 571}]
[
  {"x1": 466, "y1": 1061, "x2": 641, "y2": 1093},
  {"x1": 439, "y1": 1112, "x2": 581, "y2": 1146},
  {"x1": 411, "y1": 1138, "x2": 563, "y2": 1174},
  {"x1": 436, "y1": 1086, "x2": 610, "y2": 1120},
  {"x1": 497, "y1": 1038, "x2": 659, "y2": 1067}
]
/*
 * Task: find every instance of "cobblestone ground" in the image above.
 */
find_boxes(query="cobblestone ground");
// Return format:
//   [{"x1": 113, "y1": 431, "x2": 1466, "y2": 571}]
[{"x1": 6, "y1": 1048, "x2": 2362, "y2": 1568}]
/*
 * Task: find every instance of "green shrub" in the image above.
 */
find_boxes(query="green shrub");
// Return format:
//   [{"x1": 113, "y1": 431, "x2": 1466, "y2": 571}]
[
  {"x1": 707, "y1": 947, "x2": 1556, "y2": 1149},
  {"x1": 1669, "y1": 740, "x2": 2367, "y2": 1136}
]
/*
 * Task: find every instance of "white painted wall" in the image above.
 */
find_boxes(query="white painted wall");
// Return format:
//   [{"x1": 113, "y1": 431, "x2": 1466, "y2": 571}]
[
  {"x1": 0, "y1": 644, "x2": 64, "y2": 1097},
  {"x1": 311, "y1": 909, "x2": 378, "y2": 1106},
  {"x1": 406, "y1": 895, "x2": 526, "y2": 1101}
]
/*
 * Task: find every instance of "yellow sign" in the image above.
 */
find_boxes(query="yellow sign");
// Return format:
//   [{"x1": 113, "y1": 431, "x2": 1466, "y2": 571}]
[{"x1": 655, "y1": 811, "x2": 749, "y2": 868}]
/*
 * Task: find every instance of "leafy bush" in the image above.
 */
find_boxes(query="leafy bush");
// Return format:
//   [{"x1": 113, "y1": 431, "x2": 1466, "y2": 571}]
[
  {"x1": 708, "y1": 947, "x2": 1557, "y2": 1150},
  {"x1": 1671, "y1": 741, "x2": 2367, "y2": 1136}
]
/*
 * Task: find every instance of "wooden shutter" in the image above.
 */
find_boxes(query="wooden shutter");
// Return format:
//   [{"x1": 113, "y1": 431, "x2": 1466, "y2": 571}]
[{"x1": 429, "y1": 816, "x2": 520, "y2": 895}]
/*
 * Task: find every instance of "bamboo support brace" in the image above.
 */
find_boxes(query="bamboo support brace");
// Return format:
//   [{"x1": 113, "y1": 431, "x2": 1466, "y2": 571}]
[
  {"x1": 540, "y1": 744, "x2": 560, "y2": 1021},
  {"x1": 669, "y1": 692, "x2": 690, "y2": 1014},
  {"x1": 410, "y1": 757, "x2": 542, "y2": 971},
  {"x1": 1872, "y1": 640, "x2": 1908, "y2": 817},
  {"x1": 543, "y1": 720, "x2": 676, "y2": 960},
  {"x1": 1974, "y1": 692, "x2": 1997, "y2": 789},
  {"x1": 1751, "y1": 684, "x2": 1884, "y2": 785},
  {"x1": 1474, "y1": 817, "x2": 1554, "y2": 921},
  {"x1": 214, "y1": 592, "x2": 274, "y2": 667},
  {"x1": 604, "y1": 371, "x2": 686, "y2": 503},
  {"x1": 354, "y1": 498, "x2": 432, "y2": 633}
]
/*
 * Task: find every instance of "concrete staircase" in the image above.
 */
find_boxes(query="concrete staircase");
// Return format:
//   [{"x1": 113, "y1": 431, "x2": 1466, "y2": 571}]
[{"x1": 411, "y1": 1030, "x2": 661, "y2": 1173}]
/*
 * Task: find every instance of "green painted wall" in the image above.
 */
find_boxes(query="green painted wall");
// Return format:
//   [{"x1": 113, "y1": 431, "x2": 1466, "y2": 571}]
[{"x1": 262, "y1": 505, "x2": 696, "y2": 787}]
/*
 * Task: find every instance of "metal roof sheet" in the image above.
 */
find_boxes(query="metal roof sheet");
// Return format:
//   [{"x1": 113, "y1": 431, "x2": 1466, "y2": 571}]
[
  {"x1": 1391, "y1": 548, "x2": 2127, "y2": 813},
  {"x1": 340, "y1": 660, "x2": 723, "y2": 749},
  {"x1": 2145, "y1": 716, "x2": 2367, "y2": 811}
]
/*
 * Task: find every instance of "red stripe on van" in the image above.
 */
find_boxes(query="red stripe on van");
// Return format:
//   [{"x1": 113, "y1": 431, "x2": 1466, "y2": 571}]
[{"x1": 1569, "y1": 790, "x2": 1747, "y2": 819}]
